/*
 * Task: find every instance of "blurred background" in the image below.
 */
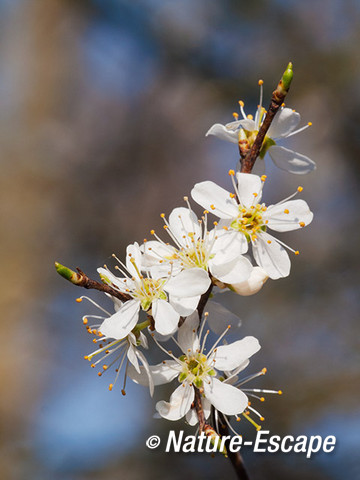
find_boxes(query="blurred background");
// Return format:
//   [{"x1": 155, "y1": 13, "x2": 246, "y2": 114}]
[{"x1": 0, "y1": 0, "x2": 359, "y2": 479}]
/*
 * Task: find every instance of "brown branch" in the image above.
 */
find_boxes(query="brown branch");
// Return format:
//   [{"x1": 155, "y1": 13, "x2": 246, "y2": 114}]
[
  {"x1": 240, "y1": 62, "x2": 293, "y2": 174},
  {"x1": 194, "y1": 387, "x2": 206, "y2": 433},
  {"x1": 55, "y1": 262, "x2": 131, "y2": 302},
  {"x1": 197, "y1": 283, "x2": 214, "y2": 319}
]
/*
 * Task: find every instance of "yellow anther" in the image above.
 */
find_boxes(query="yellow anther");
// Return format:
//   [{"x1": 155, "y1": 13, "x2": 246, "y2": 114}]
[
  {"x1": 261, "y1": 175, "x2": 267, "y2": 182},
  {"x1": 297, "y1": 186, "x2": 303, "y2": 192},
  {"x1": 278, "y1": 390, "x2": 283, "y2": 395},
  {"x1": 121, "y1": 389, "x2": 126, "y2": 396},
  {"x1": 213, "y1": 221, "x2": 218, "y2": 226},
  {"x1": 262, "y1": 367, "x2": 267, "y2": 374},
  {"x1": 91, "y1": 364, "x2": 95, "y2": 368},
  {"x1": 247, "y1": 114, "x2": 253, "y2": 120},
  {"x1": 228, "y1": 169, "x2": 235, "y2": 176},
  {"x1": 308, "y1": 122, "x2": 312, "y2": 126},
  {"x1": 267, "y1": 240, "x2": 272, "y2": 244},
  {"x1": 160, "y1": 213, "x2": 165, "y2": 218},
  {"x1": 150, "y1": 229, "x2": 155, "y2": 235},
  {"x1": 253, "y1": 192, "x2": 258, "y2": 197},
  {"x1": 163, "y1": 225, "x2": 168, "y2": 230},
  {"x1": 260, "y1": 417, "x2": 265, "y2": 421},
  {"x1": 76, "y1": 298, "x2": 82, "y2": 303},
  {"x1": 281, "y1": 103, "x2": 285, "y2": 107},
  {"x1": 103, "y1": 365, "x2": 108, "y2": 370},
  {"x1": 299, "y1": 222, "x2": 305, "y2": 227},
  {"x1": 284, "y1": 209, "x2": 289, "y2": 214},
  {"x1": 210, "y1": 204, "x2": 216, "y2": 210},
  {"x1": 232, "y1": 112, "x2": 239, "y2": 119},
  {"x1": 83, "y1": 318, "x2": 88, "y2": 325},
  {"x1": 97, "y1": 372, "x2": 102, "y2": 377},
  {"x1": 223, "y1": 226, "x2": 229, "y2": 231},
  {"x1": 109, "y1": 384, "x2": 113, "y2": 391},
  {"x1": 236, "y1": 417, "x2": 241, "y2": 422},
  {"x1": 143, "y1": 238, "x2": 147, "y2": 243},
  {"x1": 84, "y1": 355, "x2": 88, "y2": 360},
  {"x1": 295, "y1": 250, "x2": 300, "y2": 256},
  {"x1": 92, "y1": 338, "x2": 97, "y2": 344},
  {"x1": 239, "y1": 100, "x2": 244, "y2": 107},
  {"x1": 230, "y1": 193, "x2": 236, "y2": 198},
  {"x1": 183, "y1": 196, "x2": 188, "y2": 201},
  {"x1": 258, "y1": 79, "x2": 264, "y2": 86},
  {"x1": 260, "y1": 397, "x2": 265, "y2": 402}
]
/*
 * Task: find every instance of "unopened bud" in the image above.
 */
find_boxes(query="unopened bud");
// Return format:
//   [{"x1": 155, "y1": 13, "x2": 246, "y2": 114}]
[{"x1": 55, "y1": 262, "x2": 83, "y2": 285}]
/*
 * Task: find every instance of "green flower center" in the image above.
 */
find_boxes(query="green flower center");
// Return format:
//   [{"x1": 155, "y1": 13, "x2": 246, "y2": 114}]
[
  {"x1": 178, "y1": 352, "x2": 215, "y2": 388},
  {"x1": 133, "y1": 278, "x2": 167, "y2": 311},
  {"x1": 230, "y1": 204, "x2": 267, "y2": 242}
]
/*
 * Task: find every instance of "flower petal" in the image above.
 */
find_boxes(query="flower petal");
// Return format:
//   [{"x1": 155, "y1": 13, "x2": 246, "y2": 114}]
[
  {"x1": 230, "y1": 266, "x2": 268, "y2": 296},
  {"x1": 265, "y1": 199, "x2": 313, "y2": 232},
  {"x1": 204, "y1": 377, "x2": 248, "y2": 415},
  {"x1": 129, "y1": 360, "x2": 180, "y2": 387},
  {"x1": 164, "y1": 268, "x2": 211, "y2": 297},
  {"x1": 170, "y1": 294, "x2": 200, "y2": 316},
  {"x1": 126, "y1": 242, "x2": 143, "y2": 278},
  {"x1": 236, "y1": 173, "x2": 263, "y2": 207},
  {"x1": 177, "y1": 311, "x2": 200, "y2": 354},
  {"x1": 212, "y1": 229, "x2": 248, "y2": 256},
  {"x1": 205, "y1": 301, "x2": 242, "y2": 335},
  {"x1": 267, "y1": 107, "x2": 301, "y2": 139},
  {"x1": 141, "y1": 240, "x2": 176, "y2": 266},
  {"x1": 268, "y1": 145, "x2": 316, "y2": 174},
  {"x1": 168, "y1": 207, "x2": 201, "y2": 245},
  {"x1": 210, "y1": 254, "x2": 253, "y2": 284},
  {"x1": 191, "y1": 181, "x2": 239, "y2": 219},
  {"x1": 152, "y1": 299, "x2": 179, "y2": 336},
  {"x1": 205, "y1": 123, "x2": 239, "y2": 144},
  {"x1": 252, "y1": 232, "x2": 291, "y2": 279},
  {"x1": 156, "y1": 383, "x2": 195, "y2": 421},
  {"x1": 127, "y1": 343, "x2": 140, "y2": 373},
  {"x1": 99, "y1": 299, "x2": 140, "y2": 339},
  {"x1": 211, "y1": 336, "x2": 260, "y2": 371}
]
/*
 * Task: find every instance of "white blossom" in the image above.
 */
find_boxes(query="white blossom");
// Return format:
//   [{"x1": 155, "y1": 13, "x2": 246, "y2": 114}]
[
  {"x1": 129, "y1": 312, "x2": 261, "y2": 423},
  {"x1": 141, "y1": 203, "x2": 253, "y2": 289},
  {"x1": 206, "y1": 82, "x2": 316, "y2": 174},
  {"x1": 97, "y1": 242, "x2": 211, "y2": 337},
  {"x1": 191, "y1": 172, "x2": 313, "y2": 279}
]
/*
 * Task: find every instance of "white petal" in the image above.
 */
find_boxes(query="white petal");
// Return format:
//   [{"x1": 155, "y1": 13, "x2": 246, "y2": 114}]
[
  {"x1": 99, "y1": 299, "x2": 140, "y2": 339},
  {"x1": 127, "y1": 344, "x2": 140, "y2": 373},
  {"x1": 205, "y1": 123, "x2": 239, "y2": 144},
  {"x1": 267, "y1": 107, "x2": 300, "y2": 139},
  {"x1": 211, "y1": 336, "x2": 260, "y2": 371},
  {"x1": 235, "y1": 173, "x2": 262, "y2": 207},
  {"x1": 97, "y1": 267, "x2": 127, "y2": 293},
  {"x1": 170, "y1": 294, "x2": 200, "y2": 316},
  {"x1": 205, "y1": 301, "x2": 242, "y2": 335},
  {"x1": 156, "y1": 383, "x2": 195, "y2": 421},
  {"x1": 212, "y1": 229, "x2": 248, "y2": 256},
  {"x1": 185, "y1": 397, "x2": 211, "y2": 426},
  {"x1": 177, "y1": 311, "x2": 200, "y2": 353},
  {"x1": 129, "y1": 360, "x2": 180, "y2": 387},
  {"x1": 191, "y1": 181, "x2": 239, "y2": 219},
  {"x1": 268, "y1": 145, "x2": 316, "y2": 174},
  {"x1": 168, "y1": 207, "x2": 201, "y2": 245},
  {"x1": 141, "y1": 241, "x2": 176, "y2": 266},
  {"x1": 210, "y1": 255, "x2": 253, "y2": 284},
  {"x1": 265, "y1": 199, "x2": 314, "y2": 232},
  {"x1": 164, "y1": 268, "x2": 211, "y2": 297},
  {"x1": 230, "y1": 266, "x2": 269, "y2": 296},
  {"x1": 152, "y1": 299, "x2": 179, "y2": 336},
  {"x1": 234, "y1": 118, "x2": 257, "y2": 131},
  {"x1": 252, "y1": 232, "x2": 291, "y2": 279},
  {"x1": 126, "y1": 242, "x2": 143, "y2": 278},
  {"x1": 204, "y1": 377, "x2": 248, "y2": 415},
  {"x1": 135, "y1": 349, "x2": 155, "y2": 396}
]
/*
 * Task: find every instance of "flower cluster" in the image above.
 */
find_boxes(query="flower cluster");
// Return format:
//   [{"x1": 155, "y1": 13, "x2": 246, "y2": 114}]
[{"x1": 56, "y1": 64, "x2": 314, "y2": 453}]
